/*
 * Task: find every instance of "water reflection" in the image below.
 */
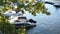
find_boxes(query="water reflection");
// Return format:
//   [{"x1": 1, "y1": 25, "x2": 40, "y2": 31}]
[{"x1": 23, "y1": 3, "x2": 60, "y2": 34}]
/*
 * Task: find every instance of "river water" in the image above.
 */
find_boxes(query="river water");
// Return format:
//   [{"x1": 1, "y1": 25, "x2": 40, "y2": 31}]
[{"x1": 23, "y1": 0, "x2": 60, "y2": 34}]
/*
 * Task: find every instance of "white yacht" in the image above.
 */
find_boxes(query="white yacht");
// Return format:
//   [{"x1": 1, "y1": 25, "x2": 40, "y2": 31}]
[{"x1": 4, "y1": 10, "x2": 36, "y2": 28}]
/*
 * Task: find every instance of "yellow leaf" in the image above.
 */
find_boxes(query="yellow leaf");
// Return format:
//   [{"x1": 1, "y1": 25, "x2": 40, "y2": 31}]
[
  {"x1": 0, "y1": 16, "x2": 2, "y2": 19},
  {"x1": 21, "y1": 33, "x2": 25, "y2": 34},
  {"x1": 24, "y1": 29, "x2": 26, "y2": 31},
  {"x1": 6, "y1": 0, "x2": 9, "y2": 2},
  {"x1": 0, "y1": 20, "x2": 1, "y2": 22},
  {"x1": 6, "y1": 19, "x2": 8, "y2": 22}
]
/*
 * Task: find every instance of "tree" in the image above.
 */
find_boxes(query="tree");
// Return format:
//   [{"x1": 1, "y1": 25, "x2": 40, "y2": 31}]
[
  {"x1": 0, "y1": 0, "x2": 50, "y2": 34},
  {"x1": 0, "y1": 0, "x2": 50, "y2": 16}
]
